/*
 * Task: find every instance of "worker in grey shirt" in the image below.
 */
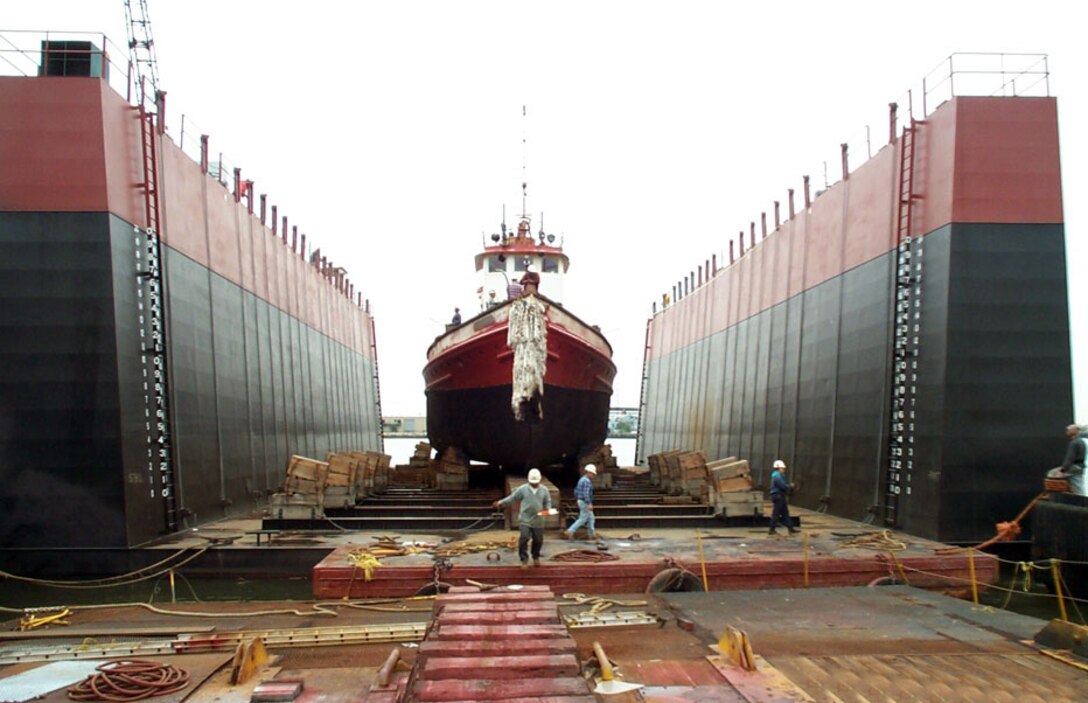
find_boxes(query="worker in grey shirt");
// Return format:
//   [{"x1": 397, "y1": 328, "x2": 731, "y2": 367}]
[
  {"x1": 1055, "y1": 423, "x2": 1088, "y2": 495},
  {"x1": 493, "y1": 468, "x2": 552, "y2": 568}
]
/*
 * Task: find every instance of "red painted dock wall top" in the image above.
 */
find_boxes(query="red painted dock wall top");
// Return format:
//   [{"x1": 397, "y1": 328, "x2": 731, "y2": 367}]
[
  {"x1": 0, "y1": 76, "x2": 374, "y2": 359},
  {"x1": 648, "y1": 96, "x2": 1063, "y2": 360}
]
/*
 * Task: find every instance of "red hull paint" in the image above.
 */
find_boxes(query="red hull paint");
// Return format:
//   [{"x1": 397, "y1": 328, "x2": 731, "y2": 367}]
[
  {"x1": 424, "y1": 317, "x2": 615, "y2": 393},
  {"x1": 423, "y1": 295, "x2": 615, "y2": 467}
]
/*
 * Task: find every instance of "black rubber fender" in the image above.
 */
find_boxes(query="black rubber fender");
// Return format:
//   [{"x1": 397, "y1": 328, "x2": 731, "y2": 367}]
[{"x1": 646, "y1": 567, "x2": 705, "y2": 593}]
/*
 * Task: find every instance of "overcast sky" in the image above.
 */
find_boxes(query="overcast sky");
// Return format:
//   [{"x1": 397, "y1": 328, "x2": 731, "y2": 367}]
[{"x1": 7, "y1": 1, "x2": 1085, "y2": 423}]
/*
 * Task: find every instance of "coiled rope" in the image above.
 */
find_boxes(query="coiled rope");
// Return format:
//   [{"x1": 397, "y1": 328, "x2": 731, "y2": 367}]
[{"x1": 67, "y1": 659, "x2": 189, "y2": 701}]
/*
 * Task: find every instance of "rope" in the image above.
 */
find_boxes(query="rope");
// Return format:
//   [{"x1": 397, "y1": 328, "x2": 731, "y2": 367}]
[
  {"x1": 839, "y1": 530, "x2": 907, "y2": 550},
  {"x1": 0, "y1": 548, "x2": 210, "y2": 589},
  {"x1": 559, "y1": 593, "x2": 648, "y2": 614},
  {"x1": 550, "y1": 549, "x2": 619, "y2": 563},
  {"x1": 936, "y1": 492, "x2": 1047, "y2": 554},
  {"x1": 67, "y1": 659, "x2": 189, "y2": 701}
]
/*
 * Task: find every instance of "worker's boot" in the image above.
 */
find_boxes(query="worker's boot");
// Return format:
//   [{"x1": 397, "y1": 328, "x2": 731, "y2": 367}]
[{"x1": 533, "y1": 558, "x2": 541, "y2": 567}]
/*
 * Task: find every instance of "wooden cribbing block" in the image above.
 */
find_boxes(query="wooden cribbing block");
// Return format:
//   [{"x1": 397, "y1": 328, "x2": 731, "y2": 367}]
[
  {"x1": 421, "y1": 654, "x2": 579, "y2": 680},
  {"x1": 414, "y1": 677, "x2": 592, "y2": 701}
]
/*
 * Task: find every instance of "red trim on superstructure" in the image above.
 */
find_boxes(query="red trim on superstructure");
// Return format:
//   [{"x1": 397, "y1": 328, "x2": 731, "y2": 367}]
[{"x1": 648, "y1": 96, "x2": 1063, "y2": 361}]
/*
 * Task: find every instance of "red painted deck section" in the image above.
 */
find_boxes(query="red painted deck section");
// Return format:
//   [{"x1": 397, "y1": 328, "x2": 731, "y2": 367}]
[
  {"x1": 312, "y1": 543, "x2": 997, "y2": 599},
  {"x1": 648, "y1": 96, "x2": 1063, "y2": 361},
  {"x1": 410, "y1": 586, "x2": 593, "y2": 702}
]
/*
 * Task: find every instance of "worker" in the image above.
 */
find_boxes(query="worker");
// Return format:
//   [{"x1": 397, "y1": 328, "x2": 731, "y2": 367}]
[
  {"x1": 520, "y1": 263, "x2": 540, "y2": 295},
  {"x1": 768, "y1": 459, "x2": 799, "y2": 535},
  {"x1": 485, "y1": 290, "x2": 499, "y2": 308},
  {"x1": 564, "y1": 463, "x2": 598, "y2": 540},
  {"x1": 506, "y1": 276, "x2": 524, "y2": 300},
  {"x1": 493, "y1": 468, "x2": 552, "y2": 568},
  {"x1": 450, "y1": 307, "x2": 461, "y2": 325},
  {"x1": 1052, "y1": 423, "x2": 1088, "y2": 495}
]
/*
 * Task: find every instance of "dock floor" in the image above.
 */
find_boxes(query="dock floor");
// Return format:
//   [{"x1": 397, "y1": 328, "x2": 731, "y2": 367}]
[
  {"x1": 144, "y1": 504, "x2": 999, "y2": 599},
  {"x1": 0, "y1": 586, "x2": 1082, "y2": 701}
]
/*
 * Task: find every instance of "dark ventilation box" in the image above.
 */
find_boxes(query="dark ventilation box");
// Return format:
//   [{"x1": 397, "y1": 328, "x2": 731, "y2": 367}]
[{"x1": 39, "y1": 40, "x2": 108, "y2": 79}]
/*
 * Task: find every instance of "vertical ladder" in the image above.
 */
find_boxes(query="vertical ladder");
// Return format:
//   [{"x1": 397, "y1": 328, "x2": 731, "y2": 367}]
[
  {"x1": 884, "y1": 119, "x2": 922, "y2": 528},
  {"x1": 137, "y1": 103, "x2": 178, "y2": 532},
  {"x1": 633, "y1": 318, "x2": 653, "y2": 467},
  {"x1": 369, "y1": 314, "x2": 384, "y2": 452}
]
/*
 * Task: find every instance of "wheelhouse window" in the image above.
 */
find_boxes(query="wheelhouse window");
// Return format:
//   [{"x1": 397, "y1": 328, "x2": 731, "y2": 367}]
[
  {"x1": 542, "y1": 256, "x2": 560, "y2": 273},
  {"x1": 487, "y1": 256, "x2": 506, "y2": 272},
  {"x1": 514, "y1": 257, "x2": 531, "y2": 272}
]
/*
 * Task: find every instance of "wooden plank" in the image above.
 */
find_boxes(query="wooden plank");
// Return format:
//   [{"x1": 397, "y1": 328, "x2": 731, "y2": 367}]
[{"x1": 437, "y1": 611, "x2": 559, "y2": 626}]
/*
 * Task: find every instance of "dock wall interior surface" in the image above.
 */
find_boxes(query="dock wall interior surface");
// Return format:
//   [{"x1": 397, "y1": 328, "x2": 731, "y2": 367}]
[
  {"x1": 0, "y1": 76, "x2": 382, "y2": 550},
  {"x1": 639, "y1": 96, "x2": 1072, "y2": 543}
]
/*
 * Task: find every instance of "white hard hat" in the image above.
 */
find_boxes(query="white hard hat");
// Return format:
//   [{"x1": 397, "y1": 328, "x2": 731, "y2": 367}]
[
  {"x1": 527, "y1": 468, "x2": 542, "y2": 484},
  {"x1": 773, "y1": 460, "x2": 786, "y2": 469},
  {"x1": 584, "y1": 464, "x2": 597, "y2": 475}
]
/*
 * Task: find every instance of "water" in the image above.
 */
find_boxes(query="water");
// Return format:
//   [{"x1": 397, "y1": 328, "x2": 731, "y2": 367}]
[{"x1": 382, "y1": 436, "x2": 637, "y2": 467}]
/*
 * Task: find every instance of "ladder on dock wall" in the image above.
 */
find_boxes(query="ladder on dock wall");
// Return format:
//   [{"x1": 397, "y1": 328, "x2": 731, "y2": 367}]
[
  {"x1": 884, "y1": 119, "x2": 923, "y2": 528},
  {"x1": 136, "y1": 98, "x2": 179, "y2": 532},
  {"x1": 634, "y1": 318, "x2": 652, "y2": 467}
]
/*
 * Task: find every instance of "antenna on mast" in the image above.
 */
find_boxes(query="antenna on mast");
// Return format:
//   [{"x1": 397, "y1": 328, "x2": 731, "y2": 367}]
[{"x1": 521, "y1": 104, "x2": 528, "y2": 219}]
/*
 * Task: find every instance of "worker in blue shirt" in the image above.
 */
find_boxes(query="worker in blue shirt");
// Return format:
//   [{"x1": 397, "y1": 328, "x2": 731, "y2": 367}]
[
  {"x1": 768, "y1": 459, "x2": 799, "y2": 535},
  {"x1": 564, "y1": 464, "x2": 598, "y2": 540}
]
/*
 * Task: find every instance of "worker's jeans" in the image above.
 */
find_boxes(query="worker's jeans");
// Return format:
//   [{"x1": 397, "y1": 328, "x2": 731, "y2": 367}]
[
  {"x1": 770, "y1": 494, "x2": 793, "y2": 531},
  {"x1": 567, "y1": 499, "x2": 595, "y2": 537},
  {"x1": 518, "y1": 525, "x2": 544, "y2": 563}
]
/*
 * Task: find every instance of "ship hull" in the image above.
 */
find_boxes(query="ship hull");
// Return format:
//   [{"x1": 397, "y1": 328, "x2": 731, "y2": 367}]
[
  {"x1": 427, "y1": 384, "x2": 611, "y2": 468},
  {"x1": 424, "y1": 297, "x2": 615, "y2": 469}
]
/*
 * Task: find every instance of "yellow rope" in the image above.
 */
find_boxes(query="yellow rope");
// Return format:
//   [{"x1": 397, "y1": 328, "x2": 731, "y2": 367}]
[
  {"x1": 347, "y1": 552, "x2": 383, "y2": 581},
  {"x1": 1051, "y1": 559, "x2": 1068, "y2": 622}
]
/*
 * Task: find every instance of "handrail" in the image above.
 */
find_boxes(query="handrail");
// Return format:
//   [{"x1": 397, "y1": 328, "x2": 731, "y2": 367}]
[{"x1": 652, "y1": 52, "x2": 1052, "y2": 312}]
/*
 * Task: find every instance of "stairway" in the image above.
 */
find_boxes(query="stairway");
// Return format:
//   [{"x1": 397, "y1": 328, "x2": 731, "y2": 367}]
[{"x1": 407, "y1": 585, "x2": 594, "y2": 702}]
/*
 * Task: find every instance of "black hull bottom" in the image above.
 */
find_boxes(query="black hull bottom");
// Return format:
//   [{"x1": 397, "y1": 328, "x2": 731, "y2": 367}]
[{"x1": 426, "y1": 384, "x2": 610, "y2": 470}]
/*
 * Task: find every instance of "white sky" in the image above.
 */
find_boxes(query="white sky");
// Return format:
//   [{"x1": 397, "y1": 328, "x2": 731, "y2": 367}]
[{"x1": 7, "y1": 1, "x2": 1085, "y2": 422}]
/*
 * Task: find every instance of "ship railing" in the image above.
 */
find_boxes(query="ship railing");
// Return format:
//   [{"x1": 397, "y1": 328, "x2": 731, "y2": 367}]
[
  {"x1": 653, "y1": 52, "x2": 1052, "y2": 313},
  {"x1": 0, "y1": 29, "x2": 367, "y2": 309}
]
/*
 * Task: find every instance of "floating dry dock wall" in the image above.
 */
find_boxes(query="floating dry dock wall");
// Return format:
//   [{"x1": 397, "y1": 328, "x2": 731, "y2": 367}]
[
  {"x1": 639, "y1": 94, "x2": 1072, "y2": 543},
  {"x1": 0, "y1": 55, "x2": 382, "y2": 552}
]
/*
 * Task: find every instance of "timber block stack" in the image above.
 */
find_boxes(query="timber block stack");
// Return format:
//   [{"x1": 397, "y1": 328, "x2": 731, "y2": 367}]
[
  {"x1": 434, "y1": 446, "x2": 469, "y2": 491},
  {"x1": 391, "y1": 443, "x2": 436, "y2": 488},
  {"x1": 269, "y1": 454, "x2": 328, "y2": 519},
  {"x1": 706, "y1": 457, "x2": 763, "y2": 518},
  {"x1": 647, "y1": 449, "x2": 682, "y2": 488},
  {"x1": 344, "y1": 450, "x2": 391, "y2": 498},
  {"x1": 323, "y1": 452, "x2": 358, "y2": 508},
  {"x1": 579, "y1": 444, "x2": 617, "y2": 490},
  {"x1": 409, "y1": 585, "x2": 593, "y2": 702}
]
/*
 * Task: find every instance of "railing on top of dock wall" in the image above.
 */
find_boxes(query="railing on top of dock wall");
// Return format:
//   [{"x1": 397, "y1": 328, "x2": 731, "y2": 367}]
[
  {"x1": 653, "y1": 52, "x2": 1051, "y2": 314},
  {"x1": 0, "y1": 28, "x2": 371, "y2": 313}
]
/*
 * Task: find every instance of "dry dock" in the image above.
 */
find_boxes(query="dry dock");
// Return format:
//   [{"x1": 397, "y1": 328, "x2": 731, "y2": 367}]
[{"x1": 0, "y1": 585, "x2": 1083, "y2": 701}]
